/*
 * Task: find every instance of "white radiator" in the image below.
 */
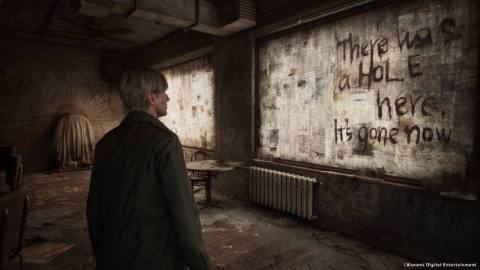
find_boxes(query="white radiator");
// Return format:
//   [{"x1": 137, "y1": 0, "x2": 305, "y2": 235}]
[{"x1": 249, "y1": 166, "x2": 316, "y2": 220}]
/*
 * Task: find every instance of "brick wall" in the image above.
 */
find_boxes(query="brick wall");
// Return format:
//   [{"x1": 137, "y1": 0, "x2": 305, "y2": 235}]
[{"x1": 0, "y1": 39, "x2": 125, "y2": 172}]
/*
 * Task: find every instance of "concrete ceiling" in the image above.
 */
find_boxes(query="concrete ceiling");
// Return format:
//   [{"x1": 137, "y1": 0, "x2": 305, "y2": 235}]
[{"x1": 0, "y1": 0, "x2": 255, "y2": 52}]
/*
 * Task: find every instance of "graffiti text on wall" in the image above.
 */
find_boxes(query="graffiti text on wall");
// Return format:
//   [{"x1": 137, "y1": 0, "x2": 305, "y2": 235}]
[
  {"x1": 334, "y1": 18, "x2": 458, "y2": 153},
  {"x1": 333, "y1": 90, "x2": 453, "y2": 152},
  {"x1": 336, "y1": 18, "x2": 458, "y2": 91}
]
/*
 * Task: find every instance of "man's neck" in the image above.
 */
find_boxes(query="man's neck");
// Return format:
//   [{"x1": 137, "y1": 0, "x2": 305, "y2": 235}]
[{"x1": 143, "y1": 107, "x2": 159, "y2": 119}]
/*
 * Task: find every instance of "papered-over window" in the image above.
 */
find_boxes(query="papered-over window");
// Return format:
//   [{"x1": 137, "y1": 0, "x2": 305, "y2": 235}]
[
  {"x1": 161, "y1": 56, "x2": 215, "y2": 150},
  {"x1": 257, "y1": 0, "x2": 478, "y2": 182}
]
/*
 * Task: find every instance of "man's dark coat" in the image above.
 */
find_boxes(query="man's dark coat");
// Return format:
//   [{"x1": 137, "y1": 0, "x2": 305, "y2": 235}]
[{"x1": 87, "y1": 111, "x2": 209, "y2": 270}]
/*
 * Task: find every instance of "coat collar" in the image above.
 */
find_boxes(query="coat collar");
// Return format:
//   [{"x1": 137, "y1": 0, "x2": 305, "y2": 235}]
[{"x1": 121, "y1": 111, "x2": 170, "y2": 131}]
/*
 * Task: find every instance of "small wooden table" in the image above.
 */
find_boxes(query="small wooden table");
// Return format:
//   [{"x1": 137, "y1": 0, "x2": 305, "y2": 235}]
[{"x1": 185, "y1": 160, "x2": 235, "y2": 203}]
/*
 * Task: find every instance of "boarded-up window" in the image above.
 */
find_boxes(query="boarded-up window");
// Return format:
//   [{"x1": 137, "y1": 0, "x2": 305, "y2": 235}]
[
  {"x1": 257, "y1": 0, "x2": 478, "y2": 182},
  {"x1": 161, "y1": 56, "x2": 215, "y2": 150}
]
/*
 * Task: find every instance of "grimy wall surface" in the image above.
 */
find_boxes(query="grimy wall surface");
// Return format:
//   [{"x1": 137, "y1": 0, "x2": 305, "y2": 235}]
[
  {"x1": 0, "y1": 39, "x2": 124, "y2": 171},
  {"x1": 161, "y1": 56, "x2": 216, "y2": 150},
  {"x1": 258, "y1": 0, "x2": 478, "y2": 188},
  {"x1": 127, "y1": 0, "x2": 479, "y2": 260}
]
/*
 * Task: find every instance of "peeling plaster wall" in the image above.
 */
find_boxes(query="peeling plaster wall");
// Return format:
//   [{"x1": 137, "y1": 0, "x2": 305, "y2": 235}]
[
  {"x1": 0, "y1": 39, "x2": 124, "y2": 172},
  {"x1": 257, "y1": 0, "x2": 479, "y2": 189},
  {"x1": 161, "y1": 56, "x2": 216, "y2": 150}
]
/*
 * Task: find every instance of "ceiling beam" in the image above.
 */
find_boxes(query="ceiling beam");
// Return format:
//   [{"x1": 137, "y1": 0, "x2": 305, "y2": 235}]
[
  {"x1": 40, "y1": 0, "x2": 59, "y2": 40},
  {"x1": 130, "y1": 30, "x2": 218, "y2": 68}
]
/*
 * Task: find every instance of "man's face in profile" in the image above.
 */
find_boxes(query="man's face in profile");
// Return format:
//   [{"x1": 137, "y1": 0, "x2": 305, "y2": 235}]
[{"x1": 152, "y1": 90, "x2": 170, "y2": 117}]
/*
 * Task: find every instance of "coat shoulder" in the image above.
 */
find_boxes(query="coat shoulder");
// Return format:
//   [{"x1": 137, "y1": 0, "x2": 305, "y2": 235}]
[
  {"x1": 95, "y1": 126, "x2": 119, "y2": 150},
  {"x1": 148, "y1": 123, "x2": 178, "y2": 144}
]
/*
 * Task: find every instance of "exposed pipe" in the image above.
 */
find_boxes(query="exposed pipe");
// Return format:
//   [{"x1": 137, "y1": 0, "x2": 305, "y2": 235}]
[
  {"x1": 183, "y1": 0, "x2": 199, "y2": 32},
  {"x1": 124, "y1": 0, "x2": 136, "y2": 17},
  {"x1": 250, "y1": 0, "x2": 376, "y2": 39}
]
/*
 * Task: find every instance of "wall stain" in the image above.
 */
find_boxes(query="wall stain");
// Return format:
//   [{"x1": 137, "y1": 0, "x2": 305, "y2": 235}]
[{"x1": 297, "y1": 79, "x2": 306, "y2": 87}]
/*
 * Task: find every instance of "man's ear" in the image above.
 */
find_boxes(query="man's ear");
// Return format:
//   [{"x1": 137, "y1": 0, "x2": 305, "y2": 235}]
[{"x1": 146, "y1": 92, "x2": 156, "y2": 105}]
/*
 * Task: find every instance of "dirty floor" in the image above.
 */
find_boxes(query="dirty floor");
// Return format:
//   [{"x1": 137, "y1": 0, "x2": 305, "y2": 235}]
[{"x1": 5, "y1": 171, "x2": 407, "y2": 270}]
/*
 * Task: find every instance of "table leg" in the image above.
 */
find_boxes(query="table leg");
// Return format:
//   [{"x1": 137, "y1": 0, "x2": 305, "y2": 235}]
[{"x1": 205, "y1": 176, "x2": 212, "y2": 203}]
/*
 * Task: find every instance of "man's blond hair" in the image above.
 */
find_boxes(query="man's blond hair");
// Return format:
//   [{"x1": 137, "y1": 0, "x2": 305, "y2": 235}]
[{"x1": 119, "y1": 67, "x2": 168, "y2": 111}]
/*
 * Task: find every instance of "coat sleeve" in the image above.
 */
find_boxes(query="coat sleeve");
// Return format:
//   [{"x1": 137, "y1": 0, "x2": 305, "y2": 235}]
[
  {"x1": 87, "y1": 148, "x2": 102, "y2": 261},
  {"x1": 155, "y1": 135, "x2": 210, "y2": 270}
]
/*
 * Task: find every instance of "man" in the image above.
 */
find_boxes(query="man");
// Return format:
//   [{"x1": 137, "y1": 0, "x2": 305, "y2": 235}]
[{"x1": 87, "y1": 67, "x2": 209, "y2": 270}]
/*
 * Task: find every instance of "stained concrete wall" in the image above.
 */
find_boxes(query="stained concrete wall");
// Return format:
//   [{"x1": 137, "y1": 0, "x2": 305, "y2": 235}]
[
  {"x1": 212, "y1": 31, "x2": 253, "y2": 199},
  {"x1": 257, "y1": 0, "x2": 479, "y2": 193},
  {"x1": 0, "y1": 39, "x2": 124, "y2": 171},
  {"x1": 314, "y1": 170, "x2": 480, "y2": 261}
]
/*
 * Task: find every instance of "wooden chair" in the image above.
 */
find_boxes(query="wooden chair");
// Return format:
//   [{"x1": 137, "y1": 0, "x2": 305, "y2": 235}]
[
  {"x1": 0, "y1": 183, "x2": 29, "y2": 270},
  {"x1": 0, "y1": 146, "x2": 22, "y2": 192},
  {"x1": 189, "y1": 150, "x2": 212, "y2": 203},
  {"x1": 5, "y1": 156, "x2": 22, "y2": 191},
  {"x1": 0, "y1": 146, "x2": 14, "y2": 181},
  {"x1": 0, "y1": 146, "x2": 14, "y2": 169}
]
